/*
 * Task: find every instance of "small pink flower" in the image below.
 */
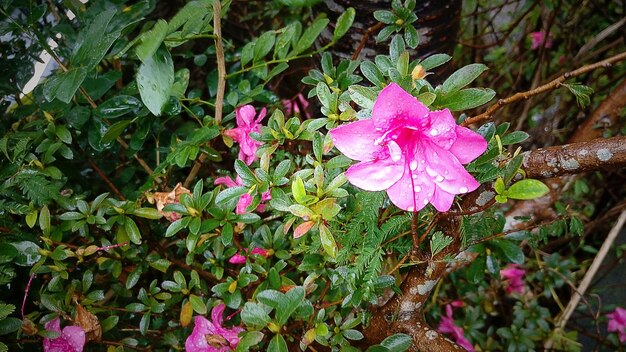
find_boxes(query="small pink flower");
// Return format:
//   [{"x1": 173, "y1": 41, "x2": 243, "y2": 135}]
[
  {"x1": 214, "y1": 176, "x2": 271, "y2": 214},
  {"x1": 282, "y1": 93, "x2": 309, "y2": 116},
  {"x1": 438, "y1": 304, "x2": 474, "y2": 351},
  {"x1": 43, "y1": 317, "x2": 86, "y2": 352},
  {"x1": 228, "y1": 247, "x2": 270, "y2": 264},
  {"x1": 500, "y1": 264, "x2": 526, "y2": 294},
  {"x1": 607, "y1": 307, "x2": 626, "y2": 343},
  {"x1": 224, "y1": 105, "x2": 266, "y2": 165},
  {"x1": 330, "y1": 83, "x2": 487, "y2": 212},
  {"x1": 185, "y1": 304, "x2": 244, "y2": 352},
  {"x1": 530, "y1": 31, "x2": 553, "y2": 50}
]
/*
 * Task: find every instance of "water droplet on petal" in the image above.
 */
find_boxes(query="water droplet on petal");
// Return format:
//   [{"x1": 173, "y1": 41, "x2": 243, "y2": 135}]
[
  {"x1": 435, "y1": 175, "x2": 444, "y2": 182},
  {"x1": 407, "y1": 206, "x2": 415, "y2": 212},
  {"x1": 427, "y1": 193, "x2": 432, "y2": 197},
  {"x1": 459, "y1": 186, "x2": 468, "y2": 193},
  {"x1": 388, "y1": 141, "x2": 402, "y2": 162},
  {"x1": 430, "y1": 129, "x2": 438, "y2": 136},
  {"x1": 414, "y1": 185, "x2": 421, "y2": 192},
  {"x1": 410, "y1": 160, "x2": 418, "y2": 171},
  {"x1": 412, "y1": 173, "x2": 418, "y2": 179},
  {"x1": 423, "y1": 199, "x2": 429, "y2": 205}
]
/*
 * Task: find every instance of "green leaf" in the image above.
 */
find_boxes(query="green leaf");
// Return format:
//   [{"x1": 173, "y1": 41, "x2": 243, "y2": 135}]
[
  {"x1": 189, "y1": 294, "x2": 207, "y2": 314},
  {"x1": 241, "y1": 302, "x2": 271, "y2": 327},
  {"x1": 379, "y1": 333, "x2": 412, "y2": 351},
  {"x1": 268, "y1": 334, "x2": 288, "y2": 352},
  {"x1": 0, "y1": 304, "x2": 15, "y2": 320},
  {"x1": 39, "y1": 205, "x2": 50, "y2": 236},
  {"x1": 101, "y1": 120, "x2": 131, "y2": 143},
  {"x1": 254, "y1": 31, "x2": 275, "y2": 61},
  {"x1": 101, "y1": 316, "x2": 119, "y2": 333},
  {"x1": 505, "y1": 179, "x2": 549, "y2": 200},
  {"x1": 131, "y1": 208, "x2": 162, "y2": 219},
  {"x1": 0, "y1": 317, "x2": 21, "y2": 336},
  {"x1": 137, "y1": 46, "x2": 174, "y2": 116},
  {"x1": 235, "y1": 160, "x2": 257, "y2": 185},
  {"x1": 494, "y1": 177, "x2": 505, "y2": 194},
  {"x1": 343, "y1": 329, "x2": 364, "y2": 341},
  {"x1": 72, "y1": 9, "x2": 119, "y2": 69},
  {"x1": 442, "y1": 63, "x2": 488, "y2": 95},
  {"x1": 95, "y1": 95, "x2": 143, "y2": 119},
  {"x1": 348, "y1": 85, "x2": 377, "y2": 109},
  {"x1": 124, "y1": 218, "x2": 142, "y2": 244},
  {"x1": 374, "y1": 10, "x2": 396, "y2": 24},
  {"x1": 291, "y1": 176, "x2": 308, "y2": 204},
  {"x1": 55, "y1": 125, "x2": 72, "y2": 144},
  {"x1": 292, "y1": 17, "x2": 329, "y2": 55},
  {"x1": 139, "y1": 312, "x2": 150, "y2": 336},
  {"x1": 404, "y1": 25, "x2": 419, "y2": 49},
  {"x1": 136, "y1": 19, "x2": 168, "y2": 62},
  {"x1": 438, "y1": 88, "x2": 495, "y2": 111},
  {"x1": 43, "y1": 67, "x2": 88, "y2": 103},
  {"x1": 420, "y1": 54, "x2": 451, "y2": 71},
  {"x1": 275, "y1": 286, "x2": 305, "y2": 325},
  {"x1": 361, "y1": 61, "x2": 386, "y2": 87},
  {"x1": 165, "y1": 218, "x2": 187, "y2": 237},
  {"x1": 318, "y1": 223, "x2": 337, "y2": 258},
  {"x1": 333, "y1": 7, "x2": 355, "y2": 41},
  {"x1": 235, "y1": 331, "x2": 265, "y2": 352},
  {"x1": 563, "y1": 82, "x2": 594, "y2": 108},
  {"x1": 430, "y1": 231, "x2": 453, "y2": 257},
  {"x1": 494, "y1": 239, "x2": 524, "y2": 264},
  {"x1": 126, "y1": 266, "x2": 143, "y2": 289},
  {"x1": 500, "y1": 131, "x2": 529, "y2": 145}
]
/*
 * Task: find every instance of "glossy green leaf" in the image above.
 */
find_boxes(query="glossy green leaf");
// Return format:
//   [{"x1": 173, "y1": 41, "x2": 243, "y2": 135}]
[
  {"x1": 333, "y1": 7, "x2": 355, "y2": 41},
  {"x1": 442, "y1": 63, "x2": 488, "y2": 95},
  {"x1": 438, "y1": 88, "x2": 495, "y2": 111},
  {"x1": 43, "y1": 67, "x2": 88, "y2": 103},
  {"x1": 136, "y1": 19, "x2": 168, "y2": 62},
  {"x1": 124, "y1": 218, "x2": 142, "y2": 244},
  {"x1": 292, "y1": 17, "x2": 329, "y2": 55},
  {"x1": 95, "y1": 95, "x2": 143, "y2": 119},
  {"x1": 505, "y1": 179, "x2": 549, "y2": 200},
  {"x1": 268, "y1": 334, "x2": 288, "y2": 352},
  {"x1": 137, "y1": 46, "x2": 174, "y2": 116},
  {"x1": 101, "y1": 120, "x2": 131, "y2": 144}
]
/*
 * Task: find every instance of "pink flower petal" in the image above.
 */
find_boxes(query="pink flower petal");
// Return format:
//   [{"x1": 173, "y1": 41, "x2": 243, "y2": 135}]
[
  {"x1": 386, "y1": 166, "x2": 435, "y2": 212},
  {"x1": 422, "y1": 109, "x2": 457, "y2": 150},
  {"x1": 214, "y1": 176, "x2": 239, "y2": 188},
  {"x1": 235, "y1": 105, "x2": 257, "y2": 127},
  {"x1": 430, "y1": 187, "x2": 456, "y2": 212},
  {"x1": 228, "y1": 253, "x2": 247, "y2": 264},
  {"x1": 236, "y1": 194, "x2": 253, "y2": 214},
  {"x1": 371, "y1": 83, "x2": 430, "y2": 131},
  {"x1": 422, "y1": 140, "x2": 480, "y2": 197},
  {"x1": 345, "y1": 157, "x2": 405, "y2": 192},
  {"x1": 448, "y1": 126, "x2": 488, "y2": 164},
  {"x1": 43, "y1": 318, "x2": 86, "y2": 352},
  {"x1": 330, "y1": 119, "x2": 386, "y2": 161}
]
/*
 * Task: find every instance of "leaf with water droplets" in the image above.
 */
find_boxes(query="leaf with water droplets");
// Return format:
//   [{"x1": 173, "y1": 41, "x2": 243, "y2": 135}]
[{"x1": 137, "y1": 46, "x2": 174, "y2": 116}]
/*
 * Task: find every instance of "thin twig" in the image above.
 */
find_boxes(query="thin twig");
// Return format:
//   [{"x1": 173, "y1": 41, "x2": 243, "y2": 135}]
[
  {"x1": 85, "y1": 157, "x2": 125, "y2": 200},
  {"x1": 544, "y1": 209, "x2": 626, "y2": 349},
  {"x1": 462, "y1": 51, "x2": 626, "y2": 127},
  {"x1": 183, "y1": 0, "x2": 226, "y2": 188},
  {"x1": 352, "y1": 22, "x2": 384, "y2": 60}
]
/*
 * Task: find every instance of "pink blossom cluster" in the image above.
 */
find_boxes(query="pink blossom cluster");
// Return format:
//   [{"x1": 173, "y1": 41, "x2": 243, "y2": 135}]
[
  {"x1": 185, "y1": 304, "x2": 244, "y2": 352},
  {"x1": 500, "y1": 264, "x2": 526, "y2": 294},
  {"x1": 438, "y1": 301, "x2": 474, "y2": 351},
  {"x1": 223, "y1": 105, "x2": 266, "y2": 165},
  {"x1": 607, "y1": 307, "x2": 626, "y2": 343},
  {"x1": 228, "y1": 247, "x2": 270, "y2": 264},
  {"x1": 43, "y1": 318, "x2": 85, "y2": 352}
]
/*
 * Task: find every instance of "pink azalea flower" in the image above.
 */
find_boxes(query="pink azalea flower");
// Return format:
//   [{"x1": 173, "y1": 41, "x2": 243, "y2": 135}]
[
  {"x1": 224, "y1": 105, "x2": 266, "y2": 165},
  {"x1": 228, "y1": 247, "x2": 270, "y2": 264},
  {"x1": 607, "y1": 307, "x2": 626, "y2": 343},
  {"x1": 500, "y1": 264, "x2": 526, "y2": 294},
  {"x1": 329, "y1": 83, "x2": 487, "y2": 212},
  {"x1": 438, "y1": 304, "x2": 474, "y2": 352},
  {"x1": 185, "y1": 304, "x2": 244, "y2": 352},
  {"x1": 530, "y1": 31, "x2": 553, "y2": 50},
  {"x1": 43, "y1": 317, "x2": 86, "y2": 352},
  {"x1": 214, "y1": 176, "x2": 271, "y2": 214}
]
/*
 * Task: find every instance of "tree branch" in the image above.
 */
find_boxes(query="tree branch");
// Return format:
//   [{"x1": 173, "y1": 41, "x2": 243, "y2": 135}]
[{"x1": 462, "y1": 51, "x2": 626, "y2": 127}]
